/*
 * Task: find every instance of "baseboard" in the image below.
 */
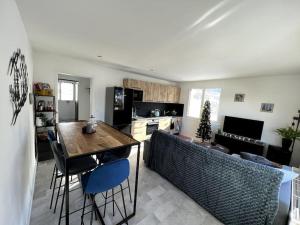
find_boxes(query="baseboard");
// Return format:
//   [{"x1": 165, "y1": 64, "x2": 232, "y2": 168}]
[{"x1": 26, "y1": 158, "x2": 38, "y2": 225}]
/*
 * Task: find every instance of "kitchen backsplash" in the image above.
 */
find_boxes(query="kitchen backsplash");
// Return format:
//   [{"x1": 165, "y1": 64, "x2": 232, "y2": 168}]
[{"x1": 133, "y1": 102, "x2": 184, "y2": 117}]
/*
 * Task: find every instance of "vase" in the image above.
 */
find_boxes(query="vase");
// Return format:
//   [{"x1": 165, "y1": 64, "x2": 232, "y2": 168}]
[{"x1": 282, "y1": 138, "x2": 292, "y2": 150}]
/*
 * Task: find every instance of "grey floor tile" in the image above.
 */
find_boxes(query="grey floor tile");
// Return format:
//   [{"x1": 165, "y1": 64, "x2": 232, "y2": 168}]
[{"x1": 30, "y1": 148, "x2": 222, "y2": 225}]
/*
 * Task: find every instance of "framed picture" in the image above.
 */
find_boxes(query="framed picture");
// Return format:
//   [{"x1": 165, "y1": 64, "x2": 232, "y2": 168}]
[
  {"x1": 261, "y1": 103, "x2": 274, "y2": 113},
  {"x1": 234, "y1": 94, "x2": 245, "y2": 102}
]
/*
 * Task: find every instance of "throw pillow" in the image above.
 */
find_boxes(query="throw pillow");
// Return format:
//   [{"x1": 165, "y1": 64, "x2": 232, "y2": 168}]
[{"x1": 240, "y1": 152, "x2": 281, "y2": 168}]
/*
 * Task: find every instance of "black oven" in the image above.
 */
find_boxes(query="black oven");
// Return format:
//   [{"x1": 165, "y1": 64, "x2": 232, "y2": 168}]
[
  {"x1": 146, "y1": 119, "x2": 159, "y2": 135},
  {"x1": 133, "y1": 89, "x2": 143, "y2": 102}
]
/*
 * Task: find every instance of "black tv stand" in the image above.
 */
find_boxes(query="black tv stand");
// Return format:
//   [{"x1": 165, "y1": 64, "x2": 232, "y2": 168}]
[{"x1": 214, "y1": 133, "x2": 264, "y2": 155}]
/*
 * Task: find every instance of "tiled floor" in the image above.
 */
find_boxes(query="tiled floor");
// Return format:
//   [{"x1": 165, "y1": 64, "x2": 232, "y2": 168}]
[{"x1": 30, "y1": 147, "x2": 222, "y2": 225}]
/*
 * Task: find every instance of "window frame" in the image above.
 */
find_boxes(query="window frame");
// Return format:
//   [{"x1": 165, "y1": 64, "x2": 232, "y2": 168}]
[
  {"x1": 187, "y1": 88, "x2": 221, "y2": 122},
  {"x1": 57, "y1": 79, "x2": 78, "y2": 101},
  {"x1": 187, "y1": 88, "x2": 203, "y2": 118}
]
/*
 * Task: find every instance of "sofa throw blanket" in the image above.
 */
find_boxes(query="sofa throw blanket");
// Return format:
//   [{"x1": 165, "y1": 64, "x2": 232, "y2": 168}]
[{"x1": 149, "y1": 131, "x2": 283, "y2": 225}]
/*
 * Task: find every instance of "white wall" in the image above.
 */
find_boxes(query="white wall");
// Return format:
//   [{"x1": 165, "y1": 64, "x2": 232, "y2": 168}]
[
  {"x1": 58, "y1": 74, "x2": 91, "y2": 121},
  {"x1": 33, "y1": 50, "x2": 175, "y2": 121},
  {"x1": 180, "y1": 75, "x2": 300, "y2": 166},
  {"x1": 0, "y1": 0, "x2": 35, "y2": 225}
]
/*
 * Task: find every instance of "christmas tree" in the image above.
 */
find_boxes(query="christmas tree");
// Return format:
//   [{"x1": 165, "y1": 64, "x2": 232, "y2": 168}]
[{"x1": 196, "y1": 100, "x2": 212, "y2": 142}]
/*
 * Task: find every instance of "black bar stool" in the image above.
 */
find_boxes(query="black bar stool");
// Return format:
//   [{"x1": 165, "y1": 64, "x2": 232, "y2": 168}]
[{"x1": 49, "y1": 139, "x2": 97, "y2": 225}]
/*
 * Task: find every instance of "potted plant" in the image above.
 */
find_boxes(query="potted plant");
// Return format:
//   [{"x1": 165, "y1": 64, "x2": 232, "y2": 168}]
[{"x1": 275, "y1": 127, "x2": 300, "y2": 150}]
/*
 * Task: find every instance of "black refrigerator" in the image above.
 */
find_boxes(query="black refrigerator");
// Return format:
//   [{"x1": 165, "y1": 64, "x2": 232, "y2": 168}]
[{"x1": 105, "y1": 87, "x2": 133, "y2": 134}]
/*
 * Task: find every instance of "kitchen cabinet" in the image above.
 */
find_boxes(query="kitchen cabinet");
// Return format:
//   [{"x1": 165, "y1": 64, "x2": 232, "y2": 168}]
[
  {"x1": 159, "y1": 84, "x2": 168, "y2": 103},
  {"x1": 167, "y1": 86, "x2": 180, "y2": 103},
  {"x1": 123, "y1": 79, "x2": 143, "y2": 90},
  {"x1": 151, "y1": 83, "x2": 160, "y2": 102},
  {"x1": 174, "y1": 87, "x2": 181, "y2": 102},
  {"x1": 167, "y1": 86, "x2": 176, "y2": 102},
  {"x1": 131, "y1": 117, "x2": 173, "y2": 141},
  {"x1": 131, "y1": 120, "x2": 147, "y2": 141},
  {"x1": 143, "y1": 82, "x2": 152, "y2": 102},
  {"x1": 123, "y1": 78, "x2": 180, "y2": 103},
  {"x1": 158, "y1": 118, "x2": 171, "y2": 132}
]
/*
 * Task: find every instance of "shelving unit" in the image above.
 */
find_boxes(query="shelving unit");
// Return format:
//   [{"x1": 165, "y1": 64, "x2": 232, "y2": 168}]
[{"x1": 34, "y1": 95, "x2": 56, "y2": 162}]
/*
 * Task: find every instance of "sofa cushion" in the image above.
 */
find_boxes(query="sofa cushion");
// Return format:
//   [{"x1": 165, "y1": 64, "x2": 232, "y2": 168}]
[{"x1": 240, "y1": 152, "x2": 281, "y2": 168}]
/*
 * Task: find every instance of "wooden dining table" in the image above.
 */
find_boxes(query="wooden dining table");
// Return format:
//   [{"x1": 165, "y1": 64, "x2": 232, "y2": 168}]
[{"x1": 57, "y1": 121, "x2": 141, "y2": 225}]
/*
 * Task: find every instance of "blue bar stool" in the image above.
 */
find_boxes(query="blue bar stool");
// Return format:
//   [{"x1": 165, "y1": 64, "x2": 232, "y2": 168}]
[
  {"x1": 97, "y1": 143, "x2": 133, "y2": 212},
  {"x1": 81, "y1": 159, "x2": 130, "y2": 225}
]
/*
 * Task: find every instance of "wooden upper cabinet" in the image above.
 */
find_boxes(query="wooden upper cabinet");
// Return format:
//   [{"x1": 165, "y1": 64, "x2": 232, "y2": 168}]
[
  {"x1": 159, "y1": 84, "x2": 168, "y2": 102},
  {"x1": 167, "y1": 86, "x2": 176, "y2": 102},
  {"x1": 174, "y1": 86, "x2": 181, "y2": 103},
  {"x1": 123, "y1": 79, "x2": 143, "y2": 90},
  {"x1": 143, "y1": 82, "x2": 153, "y2": 102},
  {"x1": 123, "y1": 79, "x2": 130, "y2": 88},
  {"x1": 151, "y1": 83, "x2": 160, "y2": 102},
  {"x1": 123, "y1": 79, "x2": 180, "y2": 103},
  {"x1": 167, "y1": 86, "x2": 180, "y2": 103}
]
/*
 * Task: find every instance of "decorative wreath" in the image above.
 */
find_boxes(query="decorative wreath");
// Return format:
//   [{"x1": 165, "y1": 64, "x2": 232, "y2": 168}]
[{"x1": 7, "y1": 49, "x2": 28, "y2": 125}]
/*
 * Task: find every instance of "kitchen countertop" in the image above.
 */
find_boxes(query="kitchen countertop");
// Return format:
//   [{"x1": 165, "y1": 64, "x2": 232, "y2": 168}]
[{"x1": 132, "y1": 115, "x2": 182, "y2": 121}]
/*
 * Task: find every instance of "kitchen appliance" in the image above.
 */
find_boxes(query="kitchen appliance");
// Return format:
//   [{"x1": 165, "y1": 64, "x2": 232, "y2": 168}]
[
  {"x1": 171, "y1": 110, "x2": 177, "y2": 116},
  {"x1": 150, "y1": 109, "x2": 160, "y2": 117},
  {"x1": 105, "y1": 87, "x2": 133, "y2": 134},
  {"x1": 146, "y1": 118, "x2": 159, "y2": 138},
  {"x1": 133, "y1": 89, "x2": 143, "y2": 102},
  {"x1": 154, "y1": 109, "x2": 160, "y2": 117}
]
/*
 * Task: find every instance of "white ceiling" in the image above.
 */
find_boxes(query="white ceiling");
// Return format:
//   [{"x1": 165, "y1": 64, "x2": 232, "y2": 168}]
[{"x1": 16, "y1": 0, "x2": 300, "y2": 81}]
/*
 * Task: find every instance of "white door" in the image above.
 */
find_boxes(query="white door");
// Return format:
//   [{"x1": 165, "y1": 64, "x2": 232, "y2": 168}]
[{"x1": 58, "y1": 80, "x2": 78, "y2": 122}]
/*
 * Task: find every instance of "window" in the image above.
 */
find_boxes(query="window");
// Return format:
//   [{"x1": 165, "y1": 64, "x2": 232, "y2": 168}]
[
  {"x1": 204, "y1": 88, "x2": 222, "y2": 122},
  {"x1": 187, "y1": 88, "x2": 221, "y2": 122},
  {"x1": 58, "y1": 80, "x2": 78, "y2": 101},
  {"x1": 187, "y1": 89, "x2": 203, "y2": 118}
]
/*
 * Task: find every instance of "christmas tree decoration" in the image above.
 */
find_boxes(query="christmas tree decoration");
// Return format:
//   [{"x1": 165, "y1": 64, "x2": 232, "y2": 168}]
[{"x1": 196, "y1": 100, "x2": 212, "y2": 142}]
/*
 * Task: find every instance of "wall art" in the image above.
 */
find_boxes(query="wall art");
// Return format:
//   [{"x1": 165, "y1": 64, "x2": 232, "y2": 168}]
[
  {"x1": 234, "y1": 93, "x2": 245, "y2": 102},
  {"x1": 261, "y1": 103, "x2": 274, "y2": 113},
  {"x1": 7, "y1": 49, "x2": 29, "y2": 125}
]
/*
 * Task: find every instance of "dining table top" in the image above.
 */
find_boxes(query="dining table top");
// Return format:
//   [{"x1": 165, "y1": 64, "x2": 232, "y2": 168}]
[{"x1": 57, "y1": 121, "x2": 139, "y2": 158}]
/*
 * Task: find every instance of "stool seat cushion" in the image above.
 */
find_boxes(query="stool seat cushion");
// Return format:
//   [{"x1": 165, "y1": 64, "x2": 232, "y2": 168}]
[
  {"x1": 69, "y1": 157, "x2": 97, "y2": 175},
  {"x1": 82, "y1": 159, "x2": 129, "y2": 194},
  {"x1": 52, "y1": 142, "x2": 97, "y2": 175}
]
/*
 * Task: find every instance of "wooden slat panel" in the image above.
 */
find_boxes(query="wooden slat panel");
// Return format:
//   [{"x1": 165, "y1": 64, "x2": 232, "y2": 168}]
[{"x1": 58, "y1": 121, "x2": 139, "y2": 158}]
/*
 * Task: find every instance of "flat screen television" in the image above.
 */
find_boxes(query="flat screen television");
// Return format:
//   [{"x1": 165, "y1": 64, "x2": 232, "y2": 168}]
[{"x1": 223, "y1": 116, "x2": 264, "y2": 140}]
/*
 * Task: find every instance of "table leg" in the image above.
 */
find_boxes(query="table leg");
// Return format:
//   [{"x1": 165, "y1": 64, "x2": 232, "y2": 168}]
[
  {"x1": 133, "y1": 143, "x2": 140, "y2": 214},
  {"x1": 114, "y1": 143, "x2": 140, "y2": 225},
  {"x1": 93, "y1": 143, "x2": 141, "y2": 225},
  {"x1": 65, "y1": 158, "x2": 70, "y2": 225}
]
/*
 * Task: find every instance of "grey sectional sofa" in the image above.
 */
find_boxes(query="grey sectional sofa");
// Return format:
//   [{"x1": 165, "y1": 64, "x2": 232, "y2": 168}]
[{"x1": 144, "y1": 131, "x2": 288, "y2": 225}]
